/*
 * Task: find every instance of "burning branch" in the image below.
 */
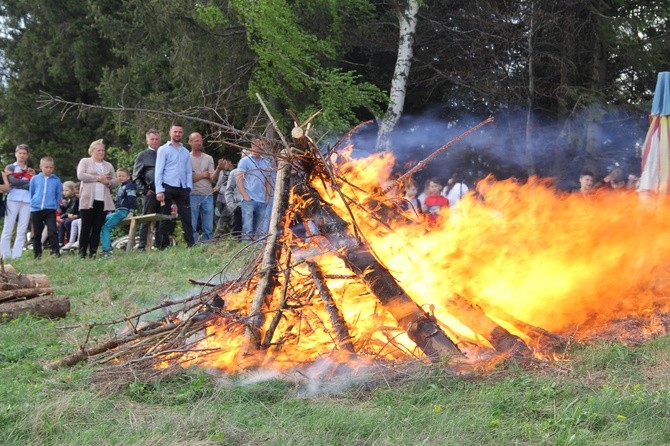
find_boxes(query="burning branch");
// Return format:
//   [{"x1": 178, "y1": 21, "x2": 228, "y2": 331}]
[{"x1": 383, "y1": 116, "x2": 494, "y2": 194}]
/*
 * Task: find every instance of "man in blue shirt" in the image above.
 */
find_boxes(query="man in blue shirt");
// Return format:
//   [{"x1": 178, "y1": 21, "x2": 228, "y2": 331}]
[
  {"x1": 236, "y1": 138, "x2": 273, "y2": 241},
  {"x1": 155, "y1": 124, "x2": 195, "y2": 248}
]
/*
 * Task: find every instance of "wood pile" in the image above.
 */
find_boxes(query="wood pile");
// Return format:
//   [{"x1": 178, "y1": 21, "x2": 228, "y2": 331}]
[{"x1": 0, "y1": 264, "x2": 69, "y2": 320}]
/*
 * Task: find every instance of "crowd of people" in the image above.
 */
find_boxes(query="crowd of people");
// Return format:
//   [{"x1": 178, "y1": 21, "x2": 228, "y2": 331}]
[
  {"x1": 0, "y1": 126, "x2": 643, "y2": 260},
  {"x1": 0, "y1": 125, "x2": 277, "y2": 260}
]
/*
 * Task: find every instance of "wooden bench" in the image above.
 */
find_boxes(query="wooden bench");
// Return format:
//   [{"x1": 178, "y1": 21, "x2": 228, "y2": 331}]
[{"x1": 120, "y1": 213, "x2": 177, "y2": 252}]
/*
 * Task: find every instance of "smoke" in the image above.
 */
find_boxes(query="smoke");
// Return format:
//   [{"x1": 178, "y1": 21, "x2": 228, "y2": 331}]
[
  {"x1": 210, "y1": 357, "x2": 388, "y2": 396},
  {"x1": 328, "y1": 105, "x2": 648, "y2": 191}
]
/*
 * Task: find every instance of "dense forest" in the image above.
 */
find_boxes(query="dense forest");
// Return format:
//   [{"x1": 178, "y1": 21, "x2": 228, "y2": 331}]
[{"x1": 1, "y1": 0, "x2": 669, "y2": 189}]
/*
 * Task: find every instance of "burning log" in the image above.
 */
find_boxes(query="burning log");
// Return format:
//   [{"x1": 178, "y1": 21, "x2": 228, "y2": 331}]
[
  {"x1": 307, "y1": 260, "x2": 356, "y2": 355},
  {"x1": 297, "y1": 184, "x2": 464, "y2": 361},
  {"x1": 446, "y1": 294, "x2": 530, "y2": 355},
  {"x1": 240, "y1": 148, "x2": 292, "y2": 361}
]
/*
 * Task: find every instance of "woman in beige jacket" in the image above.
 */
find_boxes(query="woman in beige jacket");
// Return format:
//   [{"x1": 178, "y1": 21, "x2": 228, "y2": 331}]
[{"x1": 77, "y1": 139, "x2": 117, "y2": 258}]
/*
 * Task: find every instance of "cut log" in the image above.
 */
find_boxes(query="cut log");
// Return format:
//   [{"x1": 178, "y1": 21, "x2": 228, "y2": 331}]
[
  {"x1": 0, "y1": 295, "x2": 69, "y2": 320},
  {"x1": 0, "y1": 264, "x2": 51, "y2": 289},
  {"x1": 0, "y1": 287, "x2": 55, "y2": 303},
  {"x1": 297, "y1": 184, "x2": 464, "y2": 361}
]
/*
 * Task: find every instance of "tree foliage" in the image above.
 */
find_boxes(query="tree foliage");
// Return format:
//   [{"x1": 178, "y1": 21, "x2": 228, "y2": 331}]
[{"x1": 0, "y1": 0, "x2": 669, "y2": 180}]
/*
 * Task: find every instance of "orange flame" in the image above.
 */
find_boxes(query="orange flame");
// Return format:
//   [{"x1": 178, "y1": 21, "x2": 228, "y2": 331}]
[{"x1": 186, "y1": 151, "x2": 670, "y2": 372}]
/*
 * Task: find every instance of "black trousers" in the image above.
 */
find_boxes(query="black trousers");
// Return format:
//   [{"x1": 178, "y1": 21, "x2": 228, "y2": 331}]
[
  {"x1": 231, "y1": 206, "x2": 242, "y2": 239},
  {"x1": 138, "y1": 191, "x2": 160, "y2": 248},
  {"x1": 79, "y1": 200, "x2": 106, "y2": 257},
  {"x1": 158, "y1": 184, "x2": 195, "y2": 248},
  {"x1": 31, "y1": 209, "x2": 59, "y2": 257}
]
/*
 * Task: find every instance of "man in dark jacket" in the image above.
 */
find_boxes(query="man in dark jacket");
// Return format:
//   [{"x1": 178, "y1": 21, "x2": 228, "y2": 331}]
[{"x1": 132, "y1": 129, "x2": 161, "y2": 250}]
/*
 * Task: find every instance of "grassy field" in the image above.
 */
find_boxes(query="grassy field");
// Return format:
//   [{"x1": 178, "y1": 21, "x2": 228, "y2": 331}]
[{"x1": 1, "y1": 241, "x2": 670, "y2": 445}]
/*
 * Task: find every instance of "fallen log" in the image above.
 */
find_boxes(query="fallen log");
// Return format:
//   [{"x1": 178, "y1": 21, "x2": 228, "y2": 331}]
[
  {"x1": 297, "y1": 184, "x2": 464, "y2": 361},
  {"x1": 0, "y1": 295, "x2": 69, "y2": 320}
]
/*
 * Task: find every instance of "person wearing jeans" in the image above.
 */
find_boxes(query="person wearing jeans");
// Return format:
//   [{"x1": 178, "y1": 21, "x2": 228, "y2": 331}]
[
  {"x1": 235, "y1": 139, "x2": 273, "y2": 241},
  {"x1": 0, "y1": 144, "x2": 35, "y2": 259},
  {"x1": 100, "y1": 168, "x2": 137, "y2": 256},
  {"x1": 188, "y1": 132, "x2": 215, "y2": 243}
]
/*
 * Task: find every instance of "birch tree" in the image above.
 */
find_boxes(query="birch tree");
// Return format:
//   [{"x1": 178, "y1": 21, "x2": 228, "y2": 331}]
[{"x1": 375, "y1": 0, "x2": 420, "y2": 152}]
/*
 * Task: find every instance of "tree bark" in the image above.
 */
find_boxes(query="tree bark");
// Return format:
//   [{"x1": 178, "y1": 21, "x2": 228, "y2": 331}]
[
  {"x1": 376, "y1": 0, "x2": 420, "y2": 151},
  {"x1": 0, "y1": 295, "x2": 69, "y2": 320}
]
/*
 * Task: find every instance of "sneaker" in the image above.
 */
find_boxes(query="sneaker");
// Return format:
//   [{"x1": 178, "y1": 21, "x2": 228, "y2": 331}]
[
  {"x1": 100, "y1": 251, "x2": 112, "y2": 258},
  {"x1": 71, "y1": 241, "x2": 79, "y2": 249},
  {"x1": 62, "y1": 242, "x2": 73, "y2": 250}
]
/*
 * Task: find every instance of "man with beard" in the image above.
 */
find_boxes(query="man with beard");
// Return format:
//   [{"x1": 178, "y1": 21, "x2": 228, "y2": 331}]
[{"x1": 155, "y1": 124, "x2": 195, "y2": 248}]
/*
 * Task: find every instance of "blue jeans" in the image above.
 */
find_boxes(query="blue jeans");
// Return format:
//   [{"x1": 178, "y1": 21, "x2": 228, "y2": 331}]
[
  {"x1": 190, "y1": 194, "x2": 214, "y2": 243},
  {"x1": 100, "y1": 208, "x2": 130, "y2": 252},
  {"x1": 241, "y1": 200, "x2": 266, "y2": 241}
]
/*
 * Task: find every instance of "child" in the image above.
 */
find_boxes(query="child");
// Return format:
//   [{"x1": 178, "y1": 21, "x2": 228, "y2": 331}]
[
  {"x1": 57, "y1": 181, "x2": 78, "y2": 246},
  {"x1": 398, "y1": 181, "x2": 422, "y2": 214},
  {"x1": 100, "y1": 168, "x2": 137, "y2": 257},
  {"x1": 423, "y1": 177, "x2": 449, "y2": 228},
  {"x1": 61, "y1": 183, "x2": 81, "y2": 251},
  {"x1": 0, "y1": 144, "x2": 36, "y2": 259},
  {"x1": 29, "y1": 157, "x2": 63, "y2": 258}
]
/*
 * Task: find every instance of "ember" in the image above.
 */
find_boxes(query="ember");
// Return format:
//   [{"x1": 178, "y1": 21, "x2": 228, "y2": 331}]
[{"x1": 52, "y1": 119, "x2": 670, "y2": 376}]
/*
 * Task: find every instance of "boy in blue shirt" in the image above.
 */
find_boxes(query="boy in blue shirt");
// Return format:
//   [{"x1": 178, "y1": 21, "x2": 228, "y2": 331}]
[
  {"x1": 100, "y1": 168, "x2": 137, "y2": 257},
  {"x1": 29, "y1": 156, "x2": 63, "y2": 259}
]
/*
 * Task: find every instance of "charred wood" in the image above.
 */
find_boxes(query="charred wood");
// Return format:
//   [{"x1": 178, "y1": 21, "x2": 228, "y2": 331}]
[
  {"x1": 297, "y1": 184, "x2": 464, "y2": 361},
  {"x1": 446, "y1": 294, "x2": 530, "y2": 355},
  {"x1": 307, "y1": 261, "x2": 356, "y2": 355}
]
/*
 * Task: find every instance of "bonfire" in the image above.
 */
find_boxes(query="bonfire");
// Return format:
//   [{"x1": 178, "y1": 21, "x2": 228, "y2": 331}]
[{"x1": 50, "y1": 117, "x2": 670, "y2": 381}]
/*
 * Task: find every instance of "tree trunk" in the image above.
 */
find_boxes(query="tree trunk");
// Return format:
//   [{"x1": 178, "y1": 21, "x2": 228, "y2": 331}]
[
  {"x1": 525, "y1": 0, "x2": 536, "y2": 177},
  {"x1": 0, "y1": 295, "x2": 69, "y2": 320},
  {"x1": 376, "y1": 0, "x2": 420, "y2": 152}
]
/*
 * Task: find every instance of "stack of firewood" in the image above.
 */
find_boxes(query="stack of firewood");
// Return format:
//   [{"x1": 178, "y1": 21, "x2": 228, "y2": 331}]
[{"x1": 0, "y1": 264, "x2": 69, "y2": 320}]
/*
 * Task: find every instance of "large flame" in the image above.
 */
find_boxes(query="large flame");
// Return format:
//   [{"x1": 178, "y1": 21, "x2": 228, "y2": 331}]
[{"x1": 187, "y1": 150, "x2": 670, "y2": 372}]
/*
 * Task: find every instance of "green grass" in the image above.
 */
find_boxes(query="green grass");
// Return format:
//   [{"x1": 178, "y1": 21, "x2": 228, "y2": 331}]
[{"x1": 2, "y1": 243, "x2": 670, "y2": 445}]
